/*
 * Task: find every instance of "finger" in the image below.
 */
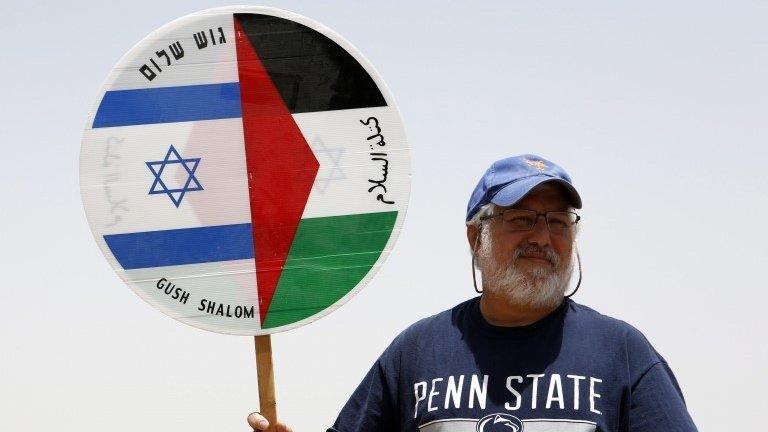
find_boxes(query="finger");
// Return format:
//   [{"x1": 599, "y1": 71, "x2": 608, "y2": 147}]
[
  {"x1": 275, "y1": 423, "x2": 293, "y2": 432},
  {"x1": 247, "y1": 412, "x2": 269, "y2": 431}
]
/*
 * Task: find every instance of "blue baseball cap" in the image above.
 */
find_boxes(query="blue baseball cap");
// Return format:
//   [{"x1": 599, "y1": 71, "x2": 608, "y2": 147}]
[{"x1": 466, "y1": 154, "x2": 582, "y2": 222}]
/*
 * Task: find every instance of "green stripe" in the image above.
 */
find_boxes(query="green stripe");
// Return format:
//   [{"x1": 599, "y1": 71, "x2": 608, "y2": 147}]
[{"x1": 263, "y1": 211, "x2": 398, "y2": 328}]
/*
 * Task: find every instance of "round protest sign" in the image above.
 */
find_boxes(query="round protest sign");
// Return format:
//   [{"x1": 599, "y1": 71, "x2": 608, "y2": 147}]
[{"x1": 80, "y1": 6, "x2": 410, "y2": 335}]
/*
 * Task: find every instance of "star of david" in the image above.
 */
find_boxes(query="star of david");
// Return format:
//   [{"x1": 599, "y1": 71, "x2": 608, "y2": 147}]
[
  {"x1": 146, "y1": 145, "x2": 203, "y2": 207},
  {"x1": 312, "y1": 136, "x2": 346, "y2": 194}
]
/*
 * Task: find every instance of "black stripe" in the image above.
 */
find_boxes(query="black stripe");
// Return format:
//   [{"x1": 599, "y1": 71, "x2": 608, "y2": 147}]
[{"x1": 234, "y1": 13, "x2": 387, "y2": 113}]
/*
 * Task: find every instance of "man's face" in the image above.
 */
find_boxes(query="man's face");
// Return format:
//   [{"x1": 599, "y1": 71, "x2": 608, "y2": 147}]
[{"x1": 469, "y1": 184, "x2": 577, "y2": 308}]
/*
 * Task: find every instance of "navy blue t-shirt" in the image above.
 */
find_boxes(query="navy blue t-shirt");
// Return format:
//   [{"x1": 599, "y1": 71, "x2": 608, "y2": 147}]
[{"x1": 329, "y1": 297, "x2": 697, "y2": 432}]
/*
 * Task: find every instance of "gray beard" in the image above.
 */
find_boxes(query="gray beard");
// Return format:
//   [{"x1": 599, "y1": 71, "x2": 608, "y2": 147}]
[{"x1": 476, "y1": 227, "x2": 573, "y2": 309}]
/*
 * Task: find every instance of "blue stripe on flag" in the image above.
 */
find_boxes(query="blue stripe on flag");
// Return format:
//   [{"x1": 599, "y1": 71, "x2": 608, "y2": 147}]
[
  {"x1": 104, "y1": 224, "x2": 254, "y2": 270},
  {"x1": 92, "y1": 83, "x2": 242, "y2": 128}
]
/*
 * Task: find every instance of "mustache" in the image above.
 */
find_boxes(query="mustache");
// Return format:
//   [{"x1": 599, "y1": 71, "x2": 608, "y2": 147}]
[{"x1": 513, "y1": 244, "x2": 560, "y2": 268}]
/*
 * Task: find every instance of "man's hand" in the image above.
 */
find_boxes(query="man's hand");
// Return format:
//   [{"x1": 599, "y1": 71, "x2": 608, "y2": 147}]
[{"x1": 246, "y1": 412, "x2": 293, "y2": 432}]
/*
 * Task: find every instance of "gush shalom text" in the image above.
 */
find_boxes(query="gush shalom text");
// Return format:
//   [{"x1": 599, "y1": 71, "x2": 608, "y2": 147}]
[{"x1": 156, "y1": 277, "x2": 256, "y2": 319}]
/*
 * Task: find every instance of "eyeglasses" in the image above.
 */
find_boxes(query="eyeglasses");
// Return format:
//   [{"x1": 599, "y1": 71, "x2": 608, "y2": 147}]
[{"x1": 479, "y1": 209, "x2": 580, "y2": 234}]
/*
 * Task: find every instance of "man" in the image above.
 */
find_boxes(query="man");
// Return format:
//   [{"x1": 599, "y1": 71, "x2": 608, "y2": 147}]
[{"x1": 248, "y1": 155, "x2": 698, "y2": 432}]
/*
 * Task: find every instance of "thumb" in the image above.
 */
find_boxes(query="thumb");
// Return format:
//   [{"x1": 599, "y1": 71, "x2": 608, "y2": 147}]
[{"x1": 247, "y1": 412, "x2": 270, "y2": 431}]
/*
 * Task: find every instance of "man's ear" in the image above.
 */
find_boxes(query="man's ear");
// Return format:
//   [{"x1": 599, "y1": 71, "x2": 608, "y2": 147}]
[{"x1": 467, "y1": 224, "x2": 480, "y2": 254}]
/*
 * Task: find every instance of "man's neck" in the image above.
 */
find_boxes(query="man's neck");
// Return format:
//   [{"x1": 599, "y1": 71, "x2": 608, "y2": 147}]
[{"x1": 479, "y1": 291, "x2": 563, "y2": 327}]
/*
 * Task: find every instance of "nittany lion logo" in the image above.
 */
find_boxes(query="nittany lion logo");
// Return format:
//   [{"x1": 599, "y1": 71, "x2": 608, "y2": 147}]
[{"x1": 476, "y1": 413, "x2": 524, "y2": 432}]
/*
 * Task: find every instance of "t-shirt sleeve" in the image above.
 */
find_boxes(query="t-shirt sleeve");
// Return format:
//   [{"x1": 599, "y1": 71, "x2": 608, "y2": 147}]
[
  {"x1": 628, "y1": 360, "x2": 698, "y2": 431},
  {"x1": 327, "y1": 335, "x2": 403, "y2": 432},
  {"x1": 618, "y1": 322, "x2": 698, "y2": 431}
]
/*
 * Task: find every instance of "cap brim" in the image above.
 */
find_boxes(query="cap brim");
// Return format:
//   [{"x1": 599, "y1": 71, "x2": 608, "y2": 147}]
[{"x1": 491, "y1": 176, "x2": 582, "y2": 209}]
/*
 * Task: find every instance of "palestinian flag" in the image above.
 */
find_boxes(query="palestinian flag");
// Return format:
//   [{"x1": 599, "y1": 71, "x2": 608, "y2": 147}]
[{"x1": 80, "y1": 7, "x2": 410, "y2": 335}]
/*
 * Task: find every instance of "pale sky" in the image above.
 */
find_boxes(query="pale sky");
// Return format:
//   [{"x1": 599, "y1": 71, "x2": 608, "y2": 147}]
[{"x1": 1, "y1": 1, "x2": 767, "y2": 430}]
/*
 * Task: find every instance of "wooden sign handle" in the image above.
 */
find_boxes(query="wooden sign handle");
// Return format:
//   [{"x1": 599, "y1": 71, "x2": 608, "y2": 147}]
[{"x1": 254, "y1": 335, "x2": 278, "y2": 427}]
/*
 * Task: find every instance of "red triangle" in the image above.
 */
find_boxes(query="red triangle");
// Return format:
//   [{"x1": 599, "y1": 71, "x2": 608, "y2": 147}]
[{"x1": 234, "y1": 17, "x2": 320, "y2": 325}]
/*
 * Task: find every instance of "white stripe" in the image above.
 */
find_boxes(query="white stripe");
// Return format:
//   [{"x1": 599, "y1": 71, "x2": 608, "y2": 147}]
[
  {"x1": 525, "y1": 418, "x2": 596, "y2": 425},
  {"x1": 521, "y1": 419, "x2": 596, "y2": 432},
  {"x1": 294, "y1": 106, "x2": 411, "y2": 219},
  {"x1": 419, "y1": 418, "x2": 478, "y2": 428},
  {"x1": 80, "y1": 118, "x2": 251, "y2": 235},
  {"x1": 419, "y1": 418, "x2": 596, "y2": 432}
]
